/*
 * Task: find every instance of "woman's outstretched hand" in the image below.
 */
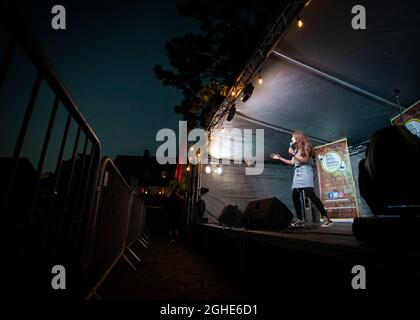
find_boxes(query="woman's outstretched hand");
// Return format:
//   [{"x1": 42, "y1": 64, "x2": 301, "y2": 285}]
[
  {"x1": 271, "y1": 152, "x2": 281, "y2": 160},
  {"x1": 271, "y1": 152, "x2": 294, "y2": 166}
]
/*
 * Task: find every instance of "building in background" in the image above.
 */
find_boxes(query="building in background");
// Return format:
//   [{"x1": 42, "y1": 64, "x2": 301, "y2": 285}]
[{"x1": 114, "y1": 150, "x2": 177, "y2": 197}]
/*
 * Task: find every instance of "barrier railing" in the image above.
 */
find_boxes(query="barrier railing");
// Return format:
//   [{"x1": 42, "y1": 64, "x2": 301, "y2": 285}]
[
  {"x1": 85, "y1": 158, "x2": 146, "y2": 298},
  {"x1": 0, "y1": 1, "x2": 147, "y2": 298}
]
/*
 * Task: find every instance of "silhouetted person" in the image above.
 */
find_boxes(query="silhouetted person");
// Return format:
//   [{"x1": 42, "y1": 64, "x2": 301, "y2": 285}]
[{"x1": 167, "y1": 184, "x2": 186, "y2": 242}]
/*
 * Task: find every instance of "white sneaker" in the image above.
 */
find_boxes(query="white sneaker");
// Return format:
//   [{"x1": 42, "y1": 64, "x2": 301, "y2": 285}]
[
  {"x1": 290, "y1": 219, "x2": 305, "y2": 228},
  {"x1": 321, "y1": 218, "x2": 333, "y2": 228}
]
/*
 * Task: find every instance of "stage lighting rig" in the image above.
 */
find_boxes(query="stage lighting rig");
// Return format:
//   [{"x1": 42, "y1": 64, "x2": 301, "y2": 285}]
[
  {"x1": 227, "y1": 104, "x2": 236, "y2": 121},
  {"x1": 241, "y1": 82, "x2": 254, "y2": 102}
]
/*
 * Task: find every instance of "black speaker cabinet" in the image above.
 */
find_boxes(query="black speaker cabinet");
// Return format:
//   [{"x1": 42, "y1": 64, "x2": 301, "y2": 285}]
[
  {"x1": 242, "y1": 197, "x2": 293, "y2": 230},
  {"x1": 218, "y1": 204, "x2": 243, "y2": 227}
]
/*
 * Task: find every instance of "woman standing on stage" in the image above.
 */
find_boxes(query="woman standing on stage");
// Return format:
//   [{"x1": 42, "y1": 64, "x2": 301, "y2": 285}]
[{"x1": 271, "y1": 131, "x2": 333, "y2": 228}]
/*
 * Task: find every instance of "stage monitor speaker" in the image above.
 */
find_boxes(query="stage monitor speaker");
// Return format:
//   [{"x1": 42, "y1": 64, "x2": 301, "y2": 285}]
[
  {"x1": 218, "y1": 204, "x2": 243, "y2": 227},
  {"x1": 242, "y1": 197, "x2": 293, "y2": 230}
]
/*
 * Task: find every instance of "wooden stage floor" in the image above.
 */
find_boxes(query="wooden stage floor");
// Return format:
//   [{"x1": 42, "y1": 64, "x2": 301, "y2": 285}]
[{"x1": 200, "y1": 222, "x2": 420, "y2": 277}]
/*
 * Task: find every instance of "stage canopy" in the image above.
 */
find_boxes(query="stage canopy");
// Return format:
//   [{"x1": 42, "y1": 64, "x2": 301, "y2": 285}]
[
  {"x1": 210, "y1": 0, "x2": 420, "y2": 161},
  {"x1": 202, "y1": 0, "x2": 420, "y2": 220}
]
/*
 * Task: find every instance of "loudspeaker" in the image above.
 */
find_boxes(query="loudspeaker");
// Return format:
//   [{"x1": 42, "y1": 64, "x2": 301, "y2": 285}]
[
  {"x1": 218, "y1": 204, "x2": 243, "y2": 227},
  {"x1": 359, "y1": 125, "x2": 420, "y2": 215},
  {"x1": 242, "y1": 197, "x2": 293, "y2": 230}
]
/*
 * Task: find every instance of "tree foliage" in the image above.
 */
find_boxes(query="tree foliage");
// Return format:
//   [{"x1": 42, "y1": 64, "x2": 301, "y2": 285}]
[{"x1": 154, "y1": 0, "x2": 288, "y2": 129}]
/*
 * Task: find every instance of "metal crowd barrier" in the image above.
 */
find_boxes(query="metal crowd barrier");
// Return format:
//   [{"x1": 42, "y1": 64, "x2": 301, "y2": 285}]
[
  {"x1": 85, "y1": 158, "x2": 147, "y2": 299},
  {"x1": 0, "y1": 1, "x2": 148, "y2": 298}
]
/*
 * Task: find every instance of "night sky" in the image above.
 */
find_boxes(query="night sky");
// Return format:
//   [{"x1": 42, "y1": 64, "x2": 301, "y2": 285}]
[{"x1": 0, "y1": 0, "x2": 197, "y2": 170}]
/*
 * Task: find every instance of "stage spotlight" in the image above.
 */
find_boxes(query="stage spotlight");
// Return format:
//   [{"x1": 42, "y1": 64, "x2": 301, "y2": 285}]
[
  {"x1": 297, "y1": 17, "x2": 303, "y2": 28},
  {"x1": 205, "y1": 165, "x2": 211, "y2": 174},
  {"x1": 227, "y1": 104, "x2": 236, "y2": 121},
  {"x1": 241, "y1": 82, "x2": 254, "y2": 102},
  {"x1": 216, "y1": 166, "x2": 223, "y2": 175}
]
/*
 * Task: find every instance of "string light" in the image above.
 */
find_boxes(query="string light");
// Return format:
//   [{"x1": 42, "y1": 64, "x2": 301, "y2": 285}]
[
  {"x1": 258, "y1": 74, "x2": 263, "y2": 85},
  {"x1": 297, "y1": 17, "x2": 303, "y2": 28}
]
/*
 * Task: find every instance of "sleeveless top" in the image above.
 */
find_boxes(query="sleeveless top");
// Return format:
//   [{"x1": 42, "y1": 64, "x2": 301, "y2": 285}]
[{"x1": 291, "y1": 145, "x2": 315, "y2": 189}]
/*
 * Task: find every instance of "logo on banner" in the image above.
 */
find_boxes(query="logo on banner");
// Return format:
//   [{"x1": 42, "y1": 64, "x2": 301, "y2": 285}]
[
  {"x1": 391, "y1": 101, "x2": 420, "y2": 137},
  {"x1": 405, "y1": 118, "x2": 420, "y2": 137},
  {"x1": 327, "y1": 191, "x2": 345, "y2": 200},
  {"x1": 315, "y1": 138, "x2": 359, "y2": 218},
  {"x1": 318, "y1": 151, "x2": 345, "y2": 173}
]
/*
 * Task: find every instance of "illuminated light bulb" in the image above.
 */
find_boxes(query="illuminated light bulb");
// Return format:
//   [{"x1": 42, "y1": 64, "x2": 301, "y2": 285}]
[
  {"x1": 231, "y1": 90, "x2": 236, "y2": 96},
  {"x1": 186, "y1": 166, "x2": 191, "y2": 172},
  {"x1": 216, "y1": 166, "x2": 223, "y2": 175},
  {"x1": 205, "y1": 166, "x2": 211, "y2": 174},
  {"x1": 258, "y1": 75, "x2": 263, "y2": 85},
  {"x1": 297, "y1": 17, "x2": 303, "y2": 28},
  {"x1": 190, "y1": 146, "x2": 194, "y2": 151}
]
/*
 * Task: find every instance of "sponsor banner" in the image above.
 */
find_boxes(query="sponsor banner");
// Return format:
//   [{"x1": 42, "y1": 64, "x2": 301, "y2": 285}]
[
  {"x1": 391, "y1": 100, "x2": 420, "y2": 138},
  {"x1": 315, "y1": 138, "x2": 359, "y2": 219}
]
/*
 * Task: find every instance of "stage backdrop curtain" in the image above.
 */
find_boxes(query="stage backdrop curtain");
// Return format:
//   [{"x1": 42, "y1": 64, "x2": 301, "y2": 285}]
[
  {"x1": 201, "y1": 156, "x2": 372, "y2": 223},
  {"x1": 201, "y1": 163, "x2": 294, "y2": 223}
]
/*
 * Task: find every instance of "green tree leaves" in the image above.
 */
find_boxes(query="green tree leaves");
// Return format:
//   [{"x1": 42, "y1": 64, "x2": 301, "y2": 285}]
[{"x1": 154, "y1": 0, "x2": 287, "y2": 129}]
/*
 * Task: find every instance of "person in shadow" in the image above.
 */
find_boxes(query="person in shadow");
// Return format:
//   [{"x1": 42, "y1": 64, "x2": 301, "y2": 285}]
[{"x1": 167, "y1": 184, "x2": 186, "y2": 242}]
